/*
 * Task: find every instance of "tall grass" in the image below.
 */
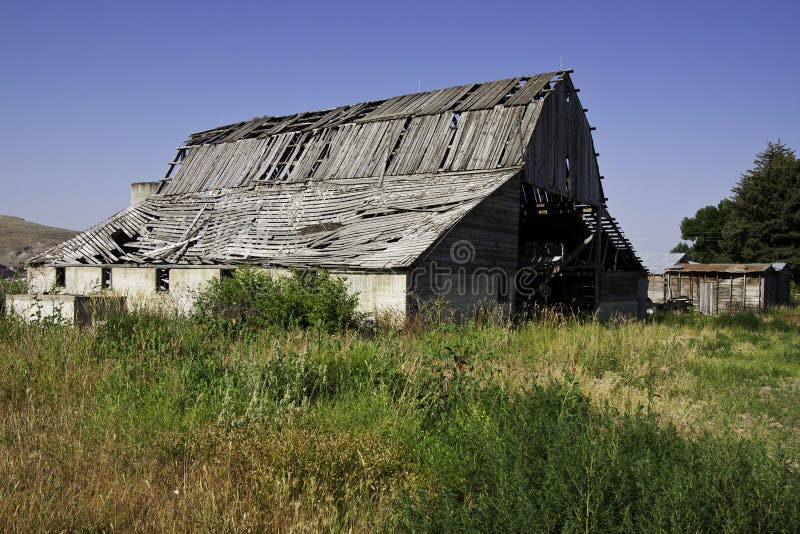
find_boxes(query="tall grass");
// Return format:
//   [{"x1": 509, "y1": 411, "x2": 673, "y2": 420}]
[{"x1": 2, "y1": 308, "x2": 800, "y2": 531}]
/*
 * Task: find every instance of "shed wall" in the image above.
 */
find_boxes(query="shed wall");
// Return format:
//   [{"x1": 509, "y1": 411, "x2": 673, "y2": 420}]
[
  {"x1": 647, "y1": 274, "x2": 666, "y2": 304},
  {"x1": 666, "y1": 272, "x2": 768, "y2": 312}
]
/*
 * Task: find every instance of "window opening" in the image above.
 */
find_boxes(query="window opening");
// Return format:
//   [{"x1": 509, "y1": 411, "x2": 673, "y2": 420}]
[
  {"x1": 156, "y1": 268, "x2": 170, "y2": 292},
  {"x1": 101, "y1": 268, "x2": 112, "y2": 289}
]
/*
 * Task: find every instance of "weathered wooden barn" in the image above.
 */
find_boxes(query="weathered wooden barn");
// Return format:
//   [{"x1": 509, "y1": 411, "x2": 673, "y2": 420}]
[
  {"x1": 18, "y1": 70, "x2": 645, "y2": 320},
  {"x1": 663, "y1": 263, "x2": 792, "y2": 314},
  {"x1": 642, "y1": 252, "x2": 688, "y2": 305}
]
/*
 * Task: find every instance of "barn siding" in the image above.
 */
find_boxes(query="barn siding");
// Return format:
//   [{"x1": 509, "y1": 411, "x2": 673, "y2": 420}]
[
  {"x1": 524, "y1": 75, "x2": 602, "y2": 206},
  {"x1": 599, "y1": 271, "x2": 647, "y2": 319},
  {"x1": 409, "y1": 173, "x2": 520, "y2": 312}
]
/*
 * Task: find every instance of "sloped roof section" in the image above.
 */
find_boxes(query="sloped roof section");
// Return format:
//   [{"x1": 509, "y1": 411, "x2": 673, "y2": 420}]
[
  {"x1": 186, "y1": 73, "x2": 557, "y2": 145},
  {"x1": 666, "y1": 263, "x2": 775, "y2": 274},
  {"x1": 160, "y1": 73, "x2": 560, "y2": 195},
  {"x1": 32, "y1": 169, "x2": 519, "y2": 270},
  {"x1": 641, "y1": 252, "x2": 688, "y2": 275}
]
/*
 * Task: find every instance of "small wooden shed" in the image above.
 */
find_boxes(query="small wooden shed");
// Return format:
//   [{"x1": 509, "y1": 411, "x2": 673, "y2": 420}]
[
  {"x1": 642, "y1": 252, "x2": 688, "y2": 305},
  {"x1": 663, "y1": 263, "x2": 792, "y2": 314}
]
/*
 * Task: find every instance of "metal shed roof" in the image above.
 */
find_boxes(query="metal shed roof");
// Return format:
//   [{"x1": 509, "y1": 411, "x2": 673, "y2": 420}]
[
  {"x1": 665, "y1": 263, "x2": 775, "y2": 274},
  {"x1": 641, "y1": 252, "x2": 688, "y2": 275}
]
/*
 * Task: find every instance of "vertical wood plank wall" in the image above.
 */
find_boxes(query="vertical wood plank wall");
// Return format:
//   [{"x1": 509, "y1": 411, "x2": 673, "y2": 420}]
[
  {"x1": 524, "y1": 75, "x2": 602, "y2": 207},
  {"x1": 648, "y1": 274, "x2": 667, "y2": 304},
  {"x1": 665, "y1": 272, "x2": 771, "y2": 311},
  {"x1": 410, "y1": 174, "x2": 521, "y2": 309}
]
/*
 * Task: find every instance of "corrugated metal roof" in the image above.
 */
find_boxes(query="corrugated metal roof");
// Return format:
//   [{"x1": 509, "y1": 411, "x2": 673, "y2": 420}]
[
  {"x1": 666, "y1": 263, "x2": 774, "y2": 274},
  {"x1": 641, "y1": 252, "x2": 688, "y2": 275}
]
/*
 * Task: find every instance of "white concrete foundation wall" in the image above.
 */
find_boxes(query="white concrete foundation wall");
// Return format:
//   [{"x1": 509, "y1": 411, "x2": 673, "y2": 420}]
[
  {"x1": 7, "y1": 294, "x2": 75, "y2": 323},
  {"x1": 111, "y1": 267, "x2": 154, "y2": 295},
  {"x1": 23, "y1": 266, "x2": 409, "y2": 319},
  {"x1": 111, "y1": 267, "x2": 163, "y2": 310},
  {"x1": 170, "y1": 268, "x2": 221, "y2": 315},
  {"x1": 339, "y1": 273, "x2": 407, "y2": 319},
  {"x1": 66, "y1": 266, "x2": 102, "y2": 294},
  {"x1": 27, "y1": 266, "x2": 57, "y2": 294}
]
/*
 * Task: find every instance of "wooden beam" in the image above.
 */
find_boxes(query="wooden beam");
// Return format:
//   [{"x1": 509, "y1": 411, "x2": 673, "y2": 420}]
[{"x1": 594, "y1": 207, "x2": 601, "y2": 311}]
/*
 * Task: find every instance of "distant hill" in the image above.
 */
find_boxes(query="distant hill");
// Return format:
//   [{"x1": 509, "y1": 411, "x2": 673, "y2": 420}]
[{"x1": 0, "y1": 215, "x2": 78, "y2": 274}]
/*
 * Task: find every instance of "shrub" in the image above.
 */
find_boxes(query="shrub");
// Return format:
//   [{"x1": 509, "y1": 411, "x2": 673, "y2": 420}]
[
  {"x1": 0, "y1": 276, "x2": 27, "y2": 298},
  {"x1": 194, "y1": 266, "x2": 360, "y2": 332}
]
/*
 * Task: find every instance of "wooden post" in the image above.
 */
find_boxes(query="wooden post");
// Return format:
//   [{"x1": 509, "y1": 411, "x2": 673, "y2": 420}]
[
  {"x1": 594, "y1": 207, "x2": 601, "y2": 311},
  {"x1": 758, "y1": 275, "x2": 762, "y2": 311},
  {"x1": 729, "y1": 275, "x2": 733, "y2": 312},
  {"x1": 743, "y1": 273, "x2": 746, "y2": 311}
]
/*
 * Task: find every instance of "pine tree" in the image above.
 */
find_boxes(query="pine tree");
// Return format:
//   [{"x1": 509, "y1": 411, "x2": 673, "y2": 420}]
[{"x1": 722, "y1": 141, "x2": 800, "y2": 279}]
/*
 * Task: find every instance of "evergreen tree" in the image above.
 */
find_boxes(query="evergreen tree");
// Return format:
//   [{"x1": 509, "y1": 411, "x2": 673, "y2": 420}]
[
  {"x1": 677, "y1": 200, "x2": 732, "y2": 262},
  {"x1": 670, "y1": 241, "x2": 692, "y2": 255},
  {"x1": 722, "y1": 141, "x2": 800, "y2": 279}
]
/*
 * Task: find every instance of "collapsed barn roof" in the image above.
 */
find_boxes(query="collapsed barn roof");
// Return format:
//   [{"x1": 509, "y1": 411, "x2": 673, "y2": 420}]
[{"x1": 31, "y1": 70, "x2": 642, "y2": 271}]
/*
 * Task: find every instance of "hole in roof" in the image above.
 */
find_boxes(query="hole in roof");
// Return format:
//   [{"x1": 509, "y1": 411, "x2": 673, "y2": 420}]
[
  {"x1": 110, "y1": 228, "x2": 138, "y2": 253},
  {"x1": 499, "y1": 77, "x2": 530, "y2": 105},
  {"x1": 449, "y1": 113, "x2": 461, "y2": 129},
  {"x1": 298, "y1": 222, "x2": 343, "y2": 235}
]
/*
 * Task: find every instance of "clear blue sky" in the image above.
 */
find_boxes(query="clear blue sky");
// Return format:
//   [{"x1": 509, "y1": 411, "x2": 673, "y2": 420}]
[{"x1": 1, "y1": 0, "x2": 798, "y2": 254}]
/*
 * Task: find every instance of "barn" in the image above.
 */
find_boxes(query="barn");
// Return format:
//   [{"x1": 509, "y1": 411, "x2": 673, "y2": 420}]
[{"x1": 17, "y1": 70, "x2": 645, "y2": 321}]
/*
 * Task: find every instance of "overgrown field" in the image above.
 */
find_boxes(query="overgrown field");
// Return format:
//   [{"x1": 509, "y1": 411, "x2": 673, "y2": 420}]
[{"x1": 2, "y1": 307, "x2": 800, "y2": 531}]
